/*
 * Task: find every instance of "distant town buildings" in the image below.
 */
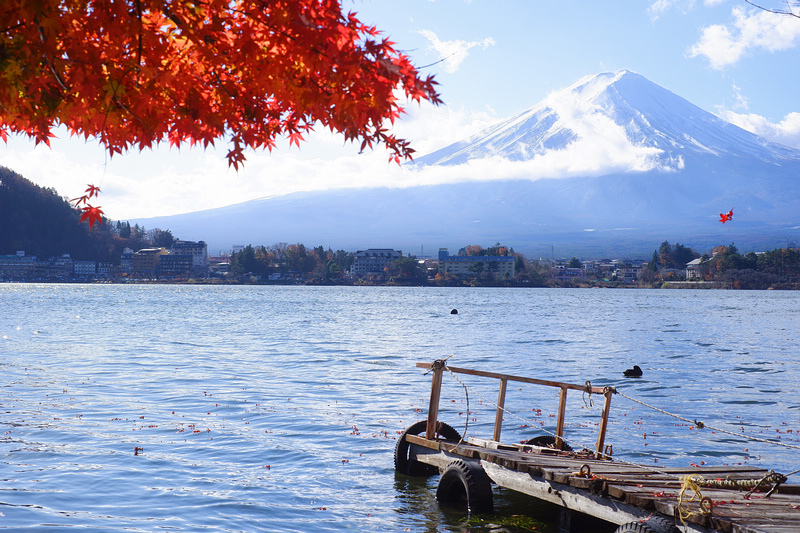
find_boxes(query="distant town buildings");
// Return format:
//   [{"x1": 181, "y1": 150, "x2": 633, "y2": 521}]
[
  {"x1": 3, "y1": 239, "x2": 720, "y2": 285},
  {"x1": 0, "y1": 240, "x2": 210, "y2": 281},
  {"x1": 438, "y1": 248, "x2": 515, "y2": 279},
  {"x1": 351, "y1": 249, "x2": 402, "y2": 278},
  {"x1": 131, "y1": 247, "x2": 167, "y2": 277},
  {"x1": 172, "y1": 240, "x2": 209, "y2": 274}
]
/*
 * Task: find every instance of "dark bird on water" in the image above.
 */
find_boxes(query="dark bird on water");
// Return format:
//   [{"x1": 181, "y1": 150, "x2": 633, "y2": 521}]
[{"x1": 623, "y1": 365, "x2": 643, "y2": 377}]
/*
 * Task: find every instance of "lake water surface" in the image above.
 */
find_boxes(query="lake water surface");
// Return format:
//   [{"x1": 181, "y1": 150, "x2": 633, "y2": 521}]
[{"x1": 2, "y1": 285, "x2": 799, "y2": 531}]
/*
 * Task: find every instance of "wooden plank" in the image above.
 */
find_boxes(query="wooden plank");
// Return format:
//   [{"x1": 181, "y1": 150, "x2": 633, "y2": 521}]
[
  {"x1": 415, "y1": 362, "x2": 608, "y2": 394},
  {"x1": 480, "y1": 460, "x2": 655, "y2": 526},
  {"x1": 604, "y1": 483, "x2": 674, "y2": 504},
  {"x1": 405, "y1": 433, "x2": 441, "y2": 450},
  {"x1": 408, "y1": 432, "x2": 800, "y2": 533},
  {"x1": 659, "y1": 465, "x2": 769, "y2": 475}
]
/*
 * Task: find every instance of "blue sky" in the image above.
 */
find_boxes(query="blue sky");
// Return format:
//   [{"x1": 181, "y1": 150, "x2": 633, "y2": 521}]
[{"x1": 1, "y1": 0, "x2": 799, "y2": 220}]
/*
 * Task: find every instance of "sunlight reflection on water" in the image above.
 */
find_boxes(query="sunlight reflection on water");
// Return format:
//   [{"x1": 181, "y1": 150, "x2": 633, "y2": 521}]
[{"x1": 1, "y1": 285, "x2": 799, "y2": 531}]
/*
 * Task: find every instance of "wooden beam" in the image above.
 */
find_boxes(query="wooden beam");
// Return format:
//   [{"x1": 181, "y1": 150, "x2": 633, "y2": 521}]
[
  {"x1": 555, "y1": 386, "x2": 568, "y2": 449},
  {"x1": 425, "y1": 361, "x2": 445, "y2": 440},
  {"x1": 595, "y1": 388, "x2": 613, "y2": 458},
  {"x1": 416, "y1": 362, "x2": 607, "y2": 394},
  {"x1": 493, "y1": 378, "x2": 508, "y2": 442}
]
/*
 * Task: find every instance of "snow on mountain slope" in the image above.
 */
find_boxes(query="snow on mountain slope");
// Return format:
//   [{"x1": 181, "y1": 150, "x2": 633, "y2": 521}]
[{"x1": 415, "y1": 70, "x2": 800, "y2": 171}]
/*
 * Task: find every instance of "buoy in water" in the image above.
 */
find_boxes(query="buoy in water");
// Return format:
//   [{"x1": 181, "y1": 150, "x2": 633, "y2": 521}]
[
  {"x1": 623, "y1": 365, "x2": 642, "y2": 377},
  {"x1": 450, "y1": 309, "x2": 458, "y2": 314}
]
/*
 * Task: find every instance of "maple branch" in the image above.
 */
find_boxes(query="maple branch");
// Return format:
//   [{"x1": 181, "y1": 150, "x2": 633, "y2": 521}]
[
  {"x1": 1, "y1": 22, "x2": 25, "y2": 34},
  {"x1": 37, "y1": 26, "x2": 69, "y2": 93},
  {"x1": 1, "y1": 0, "x2": 440, "y2": 166},
  {"x1": 744, "y1": 0, "x2": 800, "y2": 17},
  {"x1": 135, "y1": 0, "x2": 143, "y2": 87},
  {"x1": 417, "y1": 53, "x2": 457, "y2": 70}
]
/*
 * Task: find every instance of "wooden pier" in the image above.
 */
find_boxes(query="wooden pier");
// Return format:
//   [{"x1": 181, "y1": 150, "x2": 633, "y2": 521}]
[{"x1": 394, "y1": 360, "x2": 800, "y2": 533}]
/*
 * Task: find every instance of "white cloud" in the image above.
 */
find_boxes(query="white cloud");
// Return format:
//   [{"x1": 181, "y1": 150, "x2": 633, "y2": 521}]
[
  {"x1": 648, "y1": 0, "x2": 697, "y2": 20},
  {"x1": 0, "y1": 94, "x2": 678, "y2": 223},
  {"x1": 717, "y1": 109, "x2": 800, "y2": 148},
  {"x1": 0, "y1": 100, "x2": 501, "y2": 220},
  {"x1": 418, "y1": 29, "x2": 495, "y2": 73},
  {"x1": 689, "y1": 6, "x2": 800, "y2": 68},
  {"x1": 730, "y1": 83, "x2": 749, "y2": 110}
]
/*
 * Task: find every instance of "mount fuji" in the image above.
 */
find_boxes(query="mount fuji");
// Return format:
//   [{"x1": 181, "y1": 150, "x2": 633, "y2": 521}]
[{"x1": 134, "y1": 70, "x2": 800, "y2": 257}]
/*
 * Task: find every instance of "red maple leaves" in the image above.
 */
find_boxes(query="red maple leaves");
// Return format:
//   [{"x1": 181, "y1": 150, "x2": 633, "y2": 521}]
[
  {"x1": 71, "y1": 184, "x2": 104, "y2": 229},
  {"x1": 719, "y1": 209, "x2": 734, "y2": 224},
  {"x1": 0, "y1": 1, "x2": 442, "y2": 166}
]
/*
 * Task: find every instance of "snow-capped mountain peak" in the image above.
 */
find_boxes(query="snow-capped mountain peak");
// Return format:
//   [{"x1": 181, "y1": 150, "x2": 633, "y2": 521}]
[
  {"x1": 415, "y1": 70, "x2": 799, "y2": 172},
  {"x1": 132, "y1": 70, "x2": 800, "y2": 258}
]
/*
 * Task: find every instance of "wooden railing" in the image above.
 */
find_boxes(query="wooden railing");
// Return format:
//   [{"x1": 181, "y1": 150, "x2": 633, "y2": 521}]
[{"x1": 417, "y1": 361, "x2": 614, "y2": 458}]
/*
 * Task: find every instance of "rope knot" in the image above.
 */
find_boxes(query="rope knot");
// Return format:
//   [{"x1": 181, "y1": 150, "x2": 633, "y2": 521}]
[
  {"x1": 424, "y1": 355, "x2": 453, "y2": 375},
  {"x1": 582, "y1": 381, "x2": 593, "y2": 408}
]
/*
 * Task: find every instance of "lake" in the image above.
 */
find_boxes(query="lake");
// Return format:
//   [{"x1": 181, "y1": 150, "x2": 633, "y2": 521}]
[{"x1": 2, "y1": 284, "x2": 799, "y2": 531}]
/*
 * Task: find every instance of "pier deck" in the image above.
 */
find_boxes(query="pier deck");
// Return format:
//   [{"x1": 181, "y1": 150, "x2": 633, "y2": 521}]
[{"x1": 397, "y1": 361, "x2": 800, "y2": 533}]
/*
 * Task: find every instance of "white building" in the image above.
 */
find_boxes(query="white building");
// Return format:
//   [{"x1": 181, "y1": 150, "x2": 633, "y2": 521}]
[
  {"x1": 73, "y1": 260, "x2": 97, "y2": 277},
  {"x1": 351, "y1": 249, "x2": 402, "y2": 277},
  {"x1": 171, "y1": 240, "x2": 209, "y2": 274},
  {"x1": 438, "y1": 248, "x2": 515, "y2": 278}
]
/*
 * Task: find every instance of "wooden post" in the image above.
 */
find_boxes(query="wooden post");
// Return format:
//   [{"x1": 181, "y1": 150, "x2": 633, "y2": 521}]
[
  {"x1": 425, "y1": 362, "x2": 445, "y2": 440},
  {"x1": 594, "y1": 388, "x2": 613, "y2": 458},
  {"x1": 493, "y1": 378, "x2": 508, "y2": 442},
  {"x1": 555, "y1": 386, "x2": 568, "y2": 449},
  {"x1": 558, "y1": 507, "x2": 573, "y2": 533}
]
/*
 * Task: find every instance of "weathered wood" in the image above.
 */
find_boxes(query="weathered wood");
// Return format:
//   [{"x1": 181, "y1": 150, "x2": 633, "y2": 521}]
[
  {"x1": 555, "y1": 386, "x2": 568, "y2": 450},
  {"x1": 425, "y1": 363, "x2": 444, "y2": 440},
  {"x1": 406, "y1": 433, "x2": 800, "y2": 532},
  {"x1": 415, "y1": 362, "x2": 609, "y2": 394},
  {"x1": 595, "y1": 388, "x2": 613, "y2": 459},
  {"x1": 405, "y1": 433, "x2": 441, "y2": 450},
  {"x1": 408, "y1": 363, "x2": 800, "y2": 533},
  {"x1": 493, "y1": 378, "x2": 508, "y2": 442}
]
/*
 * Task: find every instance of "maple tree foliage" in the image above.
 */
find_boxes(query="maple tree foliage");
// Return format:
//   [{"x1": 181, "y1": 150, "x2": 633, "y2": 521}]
[{"x1": 0, "y1": 0, "x2": 441, "y2": 169}]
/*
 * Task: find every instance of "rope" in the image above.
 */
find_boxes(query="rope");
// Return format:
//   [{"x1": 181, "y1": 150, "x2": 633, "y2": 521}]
[
  {"x1": 423, "y1": 357, "x2": 799, "y2": 508},
  {"x1": 432, "y1": 359, "x2": 613, "y2": 460},
  {"x1": 429, "y1": 359, "x2": 686, "y2": 479},
  {"x1": 444, "y1": 363, "x2": 470, "y2": 448},
  {"x1": 677, "y1": 470, "x2": 788, "y2": 524},
  {"x1": 614, "y1": 389, "x2": 800, "y2": 452},
  {"x1": 677, "y1": 475, "x2": 714, "y2": 524}
]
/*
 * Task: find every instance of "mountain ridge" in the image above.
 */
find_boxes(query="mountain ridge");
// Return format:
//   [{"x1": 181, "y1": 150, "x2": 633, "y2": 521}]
[{"x1": 132, "y1": 70, "x2": 800, "y2": 258}]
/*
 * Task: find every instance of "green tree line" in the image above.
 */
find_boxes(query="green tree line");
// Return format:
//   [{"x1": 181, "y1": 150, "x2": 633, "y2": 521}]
[
  {"x1": 698, "y1": 244, "x2": 800, "y2": 289},
  {"x1": 229, "y1": 244, "x2": 354, "y2": 281}
]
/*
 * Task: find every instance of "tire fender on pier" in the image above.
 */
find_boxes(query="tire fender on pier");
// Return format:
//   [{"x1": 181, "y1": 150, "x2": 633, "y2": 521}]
[
  {"x1": 436, "y1": 459, "x2": 493, "y2": 514},
  {"x1": 614, "y1": 516, "x2": 679, "y2": 533},
  {"x1": 394, "y1": 420, "x2": 461, "y2": 476}
]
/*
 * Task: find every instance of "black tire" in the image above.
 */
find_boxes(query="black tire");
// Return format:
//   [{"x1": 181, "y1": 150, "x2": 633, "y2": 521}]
[
  {"x1": 613, "y1": 522, "x2": 657, "y2": 533},
  {"x1": 525, "y1": 435, "x2": 573, "y2": 451},
  {"x1": 640, "y1": 516, "x2": 679, "y2": 533},
  {"x1": 394, "y1": 420, "x2": 461, "y2": 476},
  {"x1": 436, "y1": 459, "x2": 493, "y2": 514}
]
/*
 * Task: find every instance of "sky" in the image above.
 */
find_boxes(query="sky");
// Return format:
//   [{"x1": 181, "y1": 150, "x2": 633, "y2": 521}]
[{"x1": 1, "y1": 0, "x2": 799, "y2": 221}]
